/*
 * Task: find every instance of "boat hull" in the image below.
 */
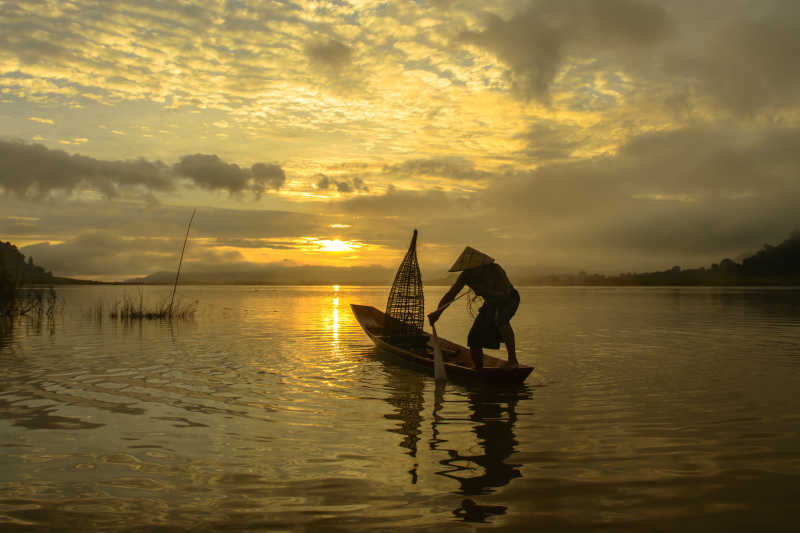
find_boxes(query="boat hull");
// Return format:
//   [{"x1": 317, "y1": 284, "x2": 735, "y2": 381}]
[{"x1": 350, "y1": 304, "x2": 533, "y2": 385}]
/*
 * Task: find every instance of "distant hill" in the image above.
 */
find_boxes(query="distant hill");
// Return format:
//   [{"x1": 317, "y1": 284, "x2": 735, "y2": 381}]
[{"x1": 1, "y1": 241, "x2": 55, "y2": 284}]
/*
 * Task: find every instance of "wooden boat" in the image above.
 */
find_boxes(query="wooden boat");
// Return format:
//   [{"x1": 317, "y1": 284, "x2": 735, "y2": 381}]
[{"x1": 351, "y1": 304, "x2": 533, "y2": 386}]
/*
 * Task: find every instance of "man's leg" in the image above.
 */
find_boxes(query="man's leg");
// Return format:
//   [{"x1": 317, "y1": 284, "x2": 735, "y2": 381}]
[
  {"x1": 469, "y1": 345, "x2": 484, "y2": 370},
  {"x1": 499, "y1": 323, "x2": 518, "y2": 367}
]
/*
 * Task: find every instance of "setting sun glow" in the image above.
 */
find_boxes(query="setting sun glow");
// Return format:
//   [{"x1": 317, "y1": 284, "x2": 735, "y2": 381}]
[{"x1": 316, "y1": 239, "x2": 360, "y2": 252}]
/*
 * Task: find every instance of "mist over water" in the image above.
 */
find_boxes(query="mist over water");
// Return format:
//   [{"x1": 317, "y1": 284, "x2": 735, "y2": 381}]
[{"x1": 1, "y1": 285, "x2": 799, "y2": 530}]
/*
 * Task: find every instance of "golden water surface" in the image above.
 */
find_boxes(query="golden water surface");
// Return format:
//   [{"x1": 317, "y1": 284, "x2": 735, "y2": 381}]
[{"x1": 1, "y1": 286, "x2": 800, "y2": 530}]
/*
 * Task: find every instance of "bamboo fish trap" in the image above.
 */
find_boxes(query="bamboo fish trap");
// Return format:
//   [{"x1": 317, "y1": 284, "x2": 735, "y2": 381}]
[{"x1": 384, "y1": 229, "x2": 426, "y2": 347}]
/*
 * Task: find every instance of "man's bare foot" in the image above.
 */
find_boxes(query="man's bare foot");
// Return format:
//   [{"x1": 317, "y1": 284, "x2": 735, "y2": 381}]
[{"x1": 503, "y1": 360, "x2": 519, "y2": 369}]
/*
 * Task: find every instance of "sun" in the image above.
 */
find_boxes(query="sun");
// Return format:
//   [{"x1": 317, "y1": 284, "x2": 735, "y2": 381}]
[{"x1": 317, "y1": 239, "x2": 359, "y2": 252}]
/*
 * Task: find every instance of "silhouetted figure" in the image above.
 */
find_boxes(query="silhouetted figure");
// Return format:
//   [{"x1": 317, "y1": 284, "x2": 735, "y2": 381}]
[{"x1": 429, "y1": 247, "x2": 519, "y2": 370}]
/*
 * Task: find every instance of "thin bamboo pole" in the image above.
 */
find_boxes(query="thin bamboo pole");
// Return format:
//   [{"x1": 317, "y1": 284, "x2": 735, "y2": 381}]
[{"x1": 168, "y1": 209, "x2": 196, "y2": 317}]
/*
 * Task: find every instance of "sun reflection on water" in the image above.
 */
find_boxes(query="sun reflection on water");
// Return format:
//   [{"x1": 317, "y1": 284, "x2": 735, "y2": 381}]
[{"x1": 332, "y1": 285, "x2": 340, "y2": 342}]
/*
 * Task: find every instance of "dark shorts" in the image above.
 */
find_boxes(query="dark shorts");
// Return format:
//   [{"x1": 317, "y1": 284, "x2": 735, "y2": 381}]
[{"x1": 467, "y1": 289, "x2": 520, "y2": 349}]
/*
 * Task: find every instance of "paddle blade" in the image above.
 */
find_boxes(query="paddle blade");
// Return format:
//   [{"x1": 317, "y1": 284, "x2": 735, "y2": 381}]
[{"x1": 431, "y1": 324, "x2": 447, "y2": 381}]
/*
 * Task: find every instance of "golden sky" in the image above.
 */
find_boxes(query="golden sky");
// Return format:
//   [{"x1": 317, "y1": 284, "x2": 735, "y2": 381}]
[{"x1": 2, "y1": 0, "x2": 800, "y2": 280}]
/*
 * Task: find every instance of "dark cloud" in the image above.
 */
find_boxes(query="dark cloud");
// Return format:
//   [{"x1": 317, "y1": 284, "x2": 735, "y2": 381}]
[
  {"x1": 667, "y1": 11, "x2": 800, "y2": 115},
  {"x1": 481, "y1": 123, "x2": 800, "y2": 270},
  {"x1": 515, "y1": 120, "x2": 585, "y2": 162},
  {"x1": 210, "y1": 239, "x2": 300, "y2": 250},
  {"x1": 316, "y1": 174, "x2": 333, "y2": 190},
  {"x1": 190, "y1": 207, "x2": 324, "y2": 241},
  {"x1": 251, "y1": 163, "x2": 286, "y2": 194},
  {"x1": 0, "y1": 140, "x2": 171, "y2": 198},
  {"x1": 303, "y1": 37, "x2": 363, "y2": 91},
  {"x1": 459, "y1": 0, "x2": 673, "y2": 102},
  {"x1": 2, "y1": 199, "x2": 327, "y2": 246},
  {"x1": 0, "y1": 3, "x2": 87, "y2": 66},
  {"x1": 337, "y1": 187, "x2": 471, "y2": 217},
  {"x1": 383, "y1": 157, "x2": 491, "y2": 181},
  {"x1": 315, "y1": 173, "x2": 368, "y2": 193},
  {"x1": 21, "y1": 231, "x2": 184, "y2": 277},
  {"x1": 173, "y1": 154, "x2": 248, "y2": 192},
  {"x1": 305, "y1": 38, "x2": 353, "y2": 71},
  {"x1": 458, "y1": 1, "x2": 800, "y2": 115},
  {"x1": 0, "y1": 141, "x2": 285, "y2": 198},
  {"x1": 8, "y1": 203, "x2": 330, "y2": 277}
]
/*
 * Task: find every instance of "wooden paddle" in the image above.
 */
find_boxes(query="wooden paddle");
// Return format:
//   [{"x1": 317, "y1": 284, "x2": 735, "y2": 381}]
[
  {"x1": 428, "y1": 300, "x2": 455, "y2": 382},
  {"x1": 430, "y1": 320, "x2": 447, "y2": 381},
  {"x1": 427, "y1": 290, "x2": 471, "y2": 382}
]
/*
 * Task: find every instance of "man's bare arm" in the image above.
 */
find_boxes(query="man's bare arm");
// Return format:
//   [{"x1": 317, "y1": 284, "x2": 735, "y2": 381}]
[
  {"x1": 429, "y1": 274, "x2": 465, "y2": 323},
  {"x1": 438, "y1": 275, "x2": 465, "y2": 308}
]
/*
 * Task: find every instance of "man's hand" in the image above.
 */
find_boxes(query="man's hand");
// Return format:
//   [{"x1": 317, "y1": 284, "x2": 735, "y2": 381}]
[{"x1": 428, "y1": 309, "x2": 442, "y2": 324}]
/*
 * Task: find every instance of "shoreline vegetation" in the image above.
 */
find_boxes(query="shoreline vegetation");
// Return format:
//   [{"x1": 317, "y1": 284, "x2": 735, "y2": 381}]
[
  {"x1": 1, "y1": 242, "x2": 60, "y2": 324},
  {"x1": 2, "y1": 210, "x2": 198, "y2": 322}
]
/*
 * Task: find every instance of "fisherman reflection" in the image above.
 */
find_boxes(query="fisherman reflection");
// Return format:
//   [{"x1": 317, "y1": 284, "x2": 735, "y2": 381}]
[
  {"x1": 453, "y1": 498, "x2": 507, "y2": 522},
  {"x1": 437, "y1": 386, "x2": 527, "y2": 522},
  {"x1": 381, "y1": 369, "x2": 527, "y2": 515}
]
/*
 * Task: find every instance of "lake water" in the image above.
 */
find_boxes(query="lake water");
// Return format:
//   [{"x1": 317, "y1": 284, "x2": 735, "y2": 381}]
[{"x1": 1, "y1": 285, "x2": 799, "y2": 531}]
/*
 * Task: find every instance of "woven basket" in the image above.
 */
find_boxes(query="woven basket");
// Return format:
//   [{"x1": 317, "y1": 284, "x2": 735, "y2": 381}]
[{"x1": 384, "y1": 229, "x2": 426, "y2": 346}]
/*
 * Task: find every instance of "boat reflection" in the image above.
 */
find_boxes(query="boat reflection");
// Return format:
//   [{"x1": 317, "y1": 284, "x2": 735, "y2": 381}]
[{"x1": 382, "y1": 368, "x2": 425, "y2": 484}]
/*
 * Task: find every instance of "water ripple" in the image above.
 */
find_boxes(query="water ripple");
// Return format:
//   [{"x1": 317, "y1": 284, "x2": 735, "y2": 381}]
[{"x1": 1, "y1": 286, "x2": 799, "y2": 530}]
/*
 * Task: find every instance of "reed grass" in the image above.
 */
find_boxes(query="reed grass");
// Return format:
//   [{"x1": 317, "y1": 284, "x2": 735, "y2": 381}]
[
  {"x1": 90, "y1": 209, "x2": 198, "y2": 322},
  {"x1": 99, "y1": 290, "x2": 196, "y2": 321},
  {"x1": 1, "y1": 286, "x2": 58, "y2": 321}
]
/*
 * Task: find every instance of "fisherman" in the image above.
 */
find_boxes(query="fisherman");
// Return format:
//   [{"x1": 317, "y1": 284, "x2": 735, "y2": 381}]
[{"x1": 428, "y1": 247, "x2": 520, "y2": 370}]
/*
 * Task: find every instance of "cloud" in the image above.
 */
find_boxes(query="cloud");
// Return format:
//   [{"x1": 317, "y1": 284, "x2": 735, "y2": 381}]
[
  {"x1": 21, "y1": 231, "x2": 184, "y2": 278},
  {"x1": 337, "y1": 186, "x2": 470, "y2": 217},
  {"x1": 0, "y1": 140, "x2": 173, "y2": 198},
  {"x1": 480, "y1": 123, "x2": 800, "y2": 269},
  {"x1": 383, "y1": 157, "x2": 492, "y2": 181},
  {"x1": 25, "y1": 232, "x2": 248, "y2": 279},
  {"x1": 4, "y1": 0, "x2": 800, "y2": 278},
  {"x1": 315, "y1": 173, "x2": 368, "y2": 193},
  {"x1": 9, "y1": 202, "x2": 332, "y2": 277},
  {"x1": 1, "y1": 198, "x2": 329, "y2": 245},
  {"x1": 459, "y1": 0, "x2": 673, "y2": 102},
  {"x1": 251, "y1": 163, "x2": 286, "y2": 194},
  {"x1": 456, "y1": 0, "x2": 800, "y2": 116},
  {"x1": 172, "y1": 154, "x2": 249, "y2": 193},
  {"x1": 515, "y1": 120, "x2": 585, "y2": 162},
  {"x1": 0, "y1": 141, "x2": 285, "y2": 199},
  {"x1": 305, "y1": 38, "x2": 353, "y2": 72},
  {"x1": 303, "y1": 37, "x2": 362, "y2": 92},
  {"x1": 667, "y1": 8, "x2": 800, "y2": 115}
]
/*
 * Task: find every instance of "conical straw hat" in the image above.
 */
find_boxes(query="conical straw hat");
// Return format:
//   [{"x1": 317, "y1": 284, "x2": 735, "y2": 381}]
[{"x1": 448, "y1": 247, "x2": 494, "y2": 272}]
